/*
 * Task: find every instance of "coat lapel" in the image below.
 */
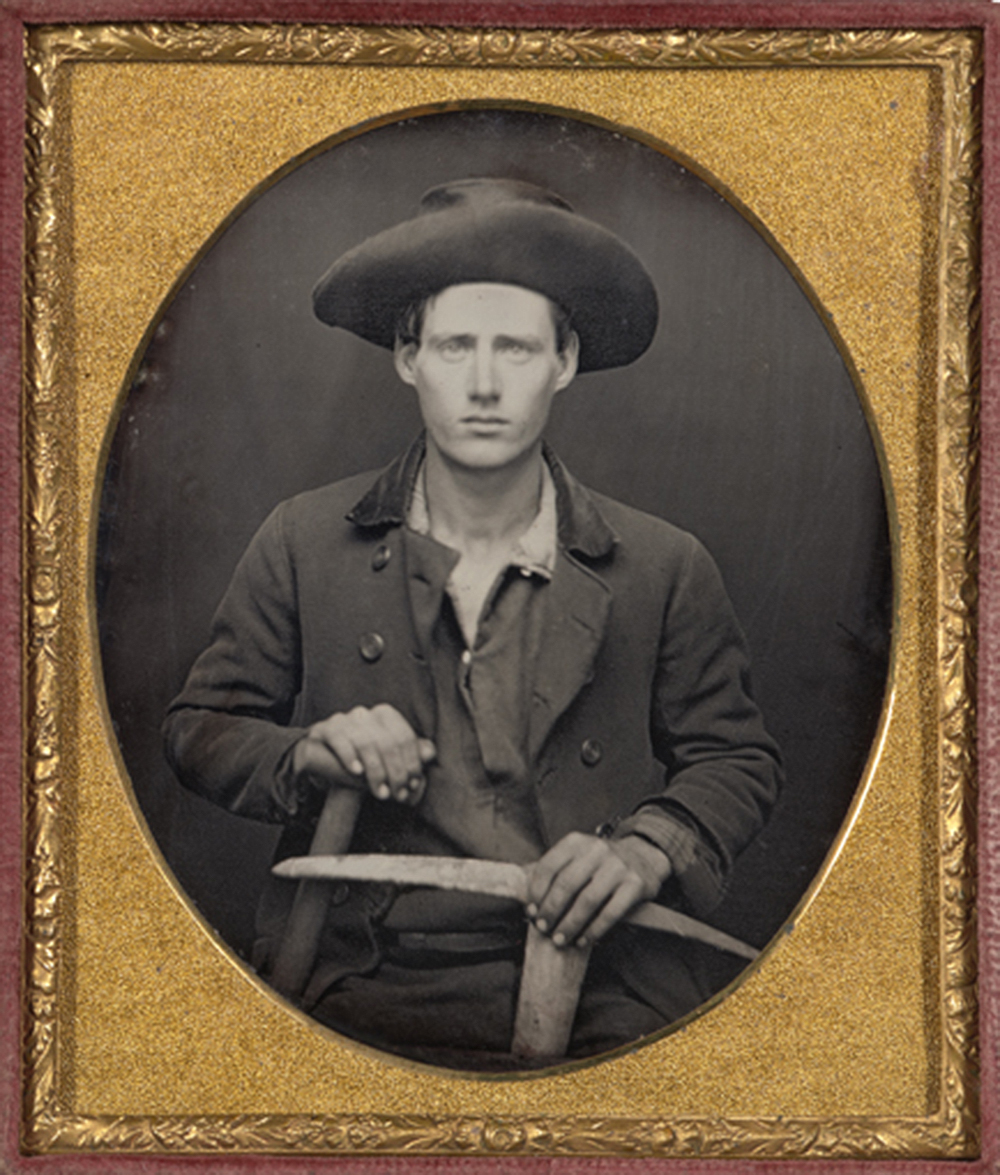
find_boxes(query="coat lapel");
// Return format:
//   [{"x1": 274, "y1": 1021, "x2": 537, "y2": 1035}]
[
  {"x1": 528, "y1": 550, "x2": 612, "y2": 762},
  {"x1": 346, "y1": 436, "x2": 617, "y2": 761}
]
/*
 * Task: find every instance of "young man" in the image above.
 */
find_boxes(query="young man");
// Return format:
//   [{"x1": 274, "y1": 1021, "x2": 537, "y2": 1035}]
[{"x1": 164, "y1": 178, "x2": 781, "y2": 1066}]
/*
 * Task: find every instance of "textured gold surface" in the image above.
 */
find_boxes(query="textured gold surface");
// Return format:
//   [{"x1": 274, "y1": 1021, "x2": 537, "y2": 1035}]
[{"x1": 22, "y1": 24, "x2": 978, "y2": 1158}]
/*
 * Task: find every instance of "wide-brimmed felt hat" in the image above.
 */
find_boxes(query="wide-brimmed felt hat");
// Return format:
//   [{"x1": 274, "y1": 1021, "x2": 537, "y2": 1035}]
[{"x1": 312, "y1": 178, "x2": 659, "y2": 372}]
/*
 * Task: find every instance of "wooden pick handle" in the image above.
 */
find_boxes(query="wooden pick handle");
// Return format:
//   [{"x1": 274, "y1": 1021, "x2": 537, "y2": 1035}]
[
  {"x1": 270, "y1": 786, "x2": 363, "y2": 1001},
  {"x1": 511, "y1": 924, "x2": 592, "y2": 1059}
]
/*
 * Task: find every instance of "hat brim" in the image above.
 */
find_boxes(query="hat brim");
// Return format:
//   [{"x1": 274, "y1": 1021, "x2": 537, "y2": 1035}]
[{"x1": 312, "y1": 202, "x2": 658, "y2": 372}]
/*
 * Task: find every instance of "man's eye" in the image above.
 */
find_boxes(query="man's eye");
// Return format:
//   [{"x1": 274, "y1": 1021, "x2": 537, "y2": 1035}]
[
  {"x1": 498, "y1": 340, "x2": 532, "y2": 359},
  {"x1": 438, "y1": 340, "x2": 469, "y2": 360}
]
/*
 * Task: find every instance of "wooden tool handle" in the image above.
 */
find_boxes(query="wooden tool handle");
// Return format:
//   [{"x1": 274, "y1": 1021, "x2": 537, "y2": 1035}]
[
  {"x1": 270, "y1": 786, "x2": 363, "y2": 1001},
  {"x1": 511, "y1": 924, "x2": 592, "y2": 1060}
]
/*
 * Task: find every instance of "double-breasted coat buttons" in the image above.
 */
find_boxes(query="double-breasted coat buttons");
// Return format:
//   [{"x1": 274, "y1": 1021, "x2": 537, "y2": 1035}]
[
  {"x1": 580, "y1": 738, "x2": 603, "y2": 766},
  {"x1": 359, "y1": 632, "x2": 385, "y2": 662},
  {"x1": 362, "y1": 546, "x2": 390, "y2": 661}
]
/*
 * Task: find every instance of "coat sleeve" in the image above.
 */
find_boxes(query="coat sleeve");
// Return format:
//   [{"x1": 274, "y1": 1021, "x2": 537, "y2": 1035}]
[
  {"x1": 162, "y1": 501, "x2": 310, "y2": 823},
  {"x1": 627, "y1": 534, "x2": 782, "y2": 915}
]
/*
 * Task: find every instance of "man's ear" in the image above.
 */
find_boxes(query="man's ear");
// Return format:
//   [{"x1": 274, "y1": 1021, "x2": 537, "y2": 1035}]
[
  {"x1": 394, "y1": 339, "x2": 419, "y2": 387},
  {"x1": 555, "y1": 331, "x2": 580, "y2": 392}
]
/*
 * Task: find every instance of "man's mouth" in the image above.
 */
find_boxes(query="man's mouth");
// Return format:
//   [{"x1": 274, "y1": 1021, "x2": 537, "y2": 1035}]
[{"x1": 462, "y1": 416, "x2": 507, "y2": 426}]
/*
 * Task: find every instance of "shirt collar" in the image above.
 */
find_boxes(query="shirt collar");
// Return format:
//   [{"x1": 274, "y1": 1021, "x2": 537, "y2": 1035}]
[
  {"x1": 407, "y1": 456, "x2": 558, "y2": 580},
  {"x1": 346, "y1": 432, "x2": 617, "y2": 561}
]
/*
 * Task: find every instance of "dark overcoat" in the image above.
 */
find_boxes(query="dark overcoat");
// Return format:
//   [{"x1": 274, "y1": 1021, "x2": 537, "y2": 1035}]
[{"x1": 164, "y1": 438, "x2": 781, "y2": 1048}]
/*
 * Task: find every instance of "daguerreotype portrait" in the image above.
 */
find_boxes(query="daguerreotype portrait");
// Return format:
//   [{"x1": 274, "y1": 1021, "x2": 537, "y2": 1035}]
[
  {"x1": 16, "y1": 13, "x2": 984, "y2": 1164},
  {"x1": 97, "y1": 108, "x2": 889, "y2": 1069}
]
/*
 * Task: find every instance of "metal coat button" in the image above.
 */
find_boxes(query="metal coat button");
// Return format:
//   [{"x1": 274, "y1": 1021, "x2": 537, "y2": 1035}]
[
  {"x1": 580, "y1": 738, "x2": 603, "y2": 767},
  {"x1": 359, "y1": 632, "x2": 385, "y2": 662},
  {"x1": 371, "y1": 544, "x2": 391, "y2": 571},
  {"x1": 331, "y1": 883, "x2": 350, "y2": 906}
]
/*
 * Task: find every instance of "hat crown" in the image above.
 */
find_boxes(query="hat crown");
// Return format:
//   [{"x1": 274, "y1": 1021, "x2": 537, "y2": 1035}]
[
  {"x1": 313, "y1": 176, "x2": 658, "y2": 371},
  {"x1": 418, "y1": 178, "x2": 574, "y2": 217}
]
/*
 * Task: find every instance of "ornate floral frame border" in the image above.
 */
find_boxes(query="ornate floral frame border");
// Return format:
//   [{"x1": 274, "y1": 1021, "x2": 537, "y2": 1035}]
[{"x1": 20, "y1": 21, "x2": 980, "y2": 1161}]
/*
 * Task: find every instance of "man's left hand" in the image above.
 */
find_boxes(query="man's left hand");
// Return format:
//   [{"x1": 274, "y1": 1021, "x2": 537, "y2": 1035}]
[{"x1": 526, "y1": 833, "x2": 672, "y2": 949}]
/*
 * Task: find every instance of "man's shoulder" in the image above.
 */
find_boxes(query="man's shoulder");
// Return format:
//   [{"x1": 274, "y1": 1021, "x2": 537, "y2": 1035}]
[
  {"x1": 282, "y1": 468, "x2": 382, "y2": 512},
  {"x1": 268, "y1": 467, "x2": 388, "y2": 537},
  {"x1": 571, "y1": 483, "x2": 734, "y2": 616},
  {"x1": 575, "y1": 481, "x2": 702, "y2": 563}
]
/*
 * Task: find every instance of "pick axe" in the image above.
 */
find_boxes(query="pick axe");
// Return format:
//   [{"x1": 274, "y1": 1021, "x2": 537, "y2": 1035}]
[{"x1": 270, "y1": 791, "x2": 757, "y2": 1059}]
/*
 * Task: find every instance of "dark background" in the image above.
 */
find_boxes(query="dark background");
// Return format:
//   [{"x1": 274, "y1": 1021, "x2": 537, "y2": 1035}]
[{"x1": 96, "y1": 107, "x2": 891, "y2": 979}]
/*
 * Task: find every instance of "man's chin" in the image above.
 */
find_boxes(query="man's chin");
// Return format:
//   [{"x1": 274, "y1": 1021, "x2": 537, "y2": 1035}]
[{"x1": 435, "y1": 437, "x2": 540, "y2": 474}]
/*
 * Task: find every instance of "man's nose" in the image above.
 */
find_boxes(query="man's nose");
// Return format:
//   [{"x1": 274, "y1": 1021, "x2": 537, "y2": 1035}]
[{"x1": 469, "y1": 344, "x2": 499, "y2": 400}]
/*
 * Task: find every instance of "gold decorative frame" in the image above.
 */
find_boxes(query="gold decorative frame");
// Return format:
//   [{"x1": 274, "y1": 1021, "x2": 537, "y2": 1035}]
[{"x1": 22, "y1": 23, "x2": 979, "y2": 1159}]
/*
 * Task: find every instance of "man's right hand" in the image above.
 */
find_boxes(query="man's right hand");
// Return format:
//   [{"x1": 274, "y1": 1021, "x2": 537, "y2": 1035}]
[{"x1": 292, "y1": 704, "x2": 436, "y2": 805}]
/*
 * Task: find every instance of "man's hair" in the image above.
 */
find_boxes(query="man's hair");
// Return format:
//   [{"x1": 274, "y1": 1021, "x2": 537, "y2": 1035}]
[{"x1": 394, "y1": 291, "x2": 576, "y2": 355}]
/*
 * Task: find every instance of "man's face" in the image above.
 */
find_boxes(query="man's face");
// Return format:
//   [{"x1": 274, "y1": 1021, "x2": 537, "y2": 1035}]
[{"x1": 394, "y1": 283, "x2": 578, "y2": 473}]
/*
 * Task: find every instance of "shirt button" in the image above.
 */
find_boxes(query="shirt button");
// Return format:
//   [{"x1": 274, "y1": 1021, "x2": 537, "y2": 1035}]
[
  {"x1": 580, "y1": 738, "x2": 603, "y2": 767},
  {"x1": 371, "y1": 544, "x2": 391, "y2": 571},
  {"x1": 461, "y1": 649, "x2": 472, "y2": 666},
  {"x1": 358, "y1": 632, "x2": 385, "y2": 662}
]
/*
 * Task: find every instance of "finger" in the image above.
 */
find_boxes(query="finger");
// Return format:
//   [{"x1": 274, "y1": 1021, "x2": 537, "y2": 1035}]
[
  {"x1": 417, "y1": 738, "x2": 437, "y2": 764},
  {"x1": 374, "y1": 737, "x2": 411, "y2": 795},
  {"x1": 527, "y1": 833, "x2": 589, "y2": 913},
  {"x1": 345, "y1": 719, "x2": 391, "y2": 798},
  {"x1": 351, "y1": 706, "x2": 423, "y2": 800},
  {"x1": 535, "y1": 841, "x2": 609, "y2": 933},
  {"x1": 317, "y1": 726, "x2": 366, "y2": 780},
  {"x1": 573, "y1": 876, "x2": 646, "y2": 947},
  {"x1": 396, "y1": 740, "x2": 435, "y2": 805},
  {"x1": 402, "y1": 773, "x2": 427, "y2": 806},
  {"x1": 548, "y1": 858, "x2": 627, "y2": 945},
  {"x1": 307, "y1": 715, "x2": 364, "y2": 778},
  {"x1": 373, "y1": 705, "x2": 422, "y2": 774},
  {"x1": 373, "y1": 707, "x2": 424, "y2": 796},
  {"x1": 296, "y1": 734, "x2": 368, "y2": 791}
]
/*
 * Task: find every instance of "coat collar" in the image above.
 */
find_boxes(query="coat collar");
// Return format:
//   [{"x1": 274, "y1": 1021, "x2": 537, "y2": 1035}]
[{"x1": 345, "y1": 433, "x2": 617, "y2": 561}]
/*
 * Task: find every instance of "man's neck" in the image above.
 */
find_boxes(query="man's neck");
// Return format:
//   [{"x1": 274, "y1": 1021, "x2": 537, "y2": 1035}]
[{"x1": 423, "y1": 440, "x2": 545, "y2": 556}]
